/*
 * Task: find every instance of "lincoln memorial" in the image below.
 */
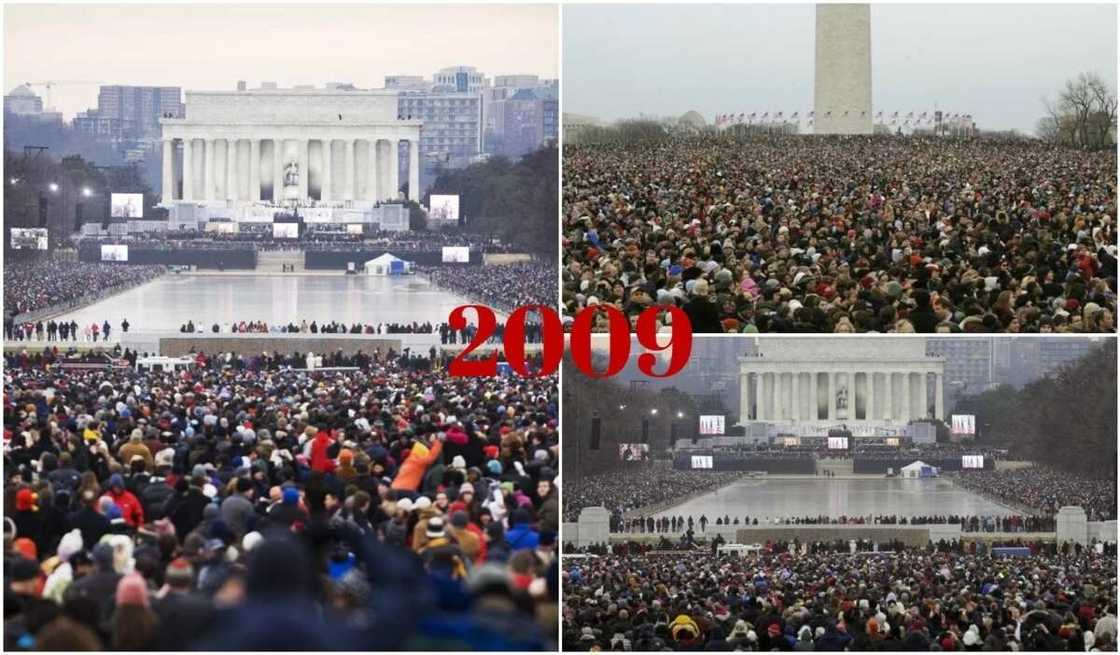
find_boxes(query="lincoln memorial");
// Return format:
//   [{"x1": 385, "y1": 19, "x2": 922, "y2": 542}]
[
  {"x1": 159, "y1": 87, "x2": 421, "y2": 228},
  {"x1": 738, "y1": 338, "x2": 945, "y2": 434}
]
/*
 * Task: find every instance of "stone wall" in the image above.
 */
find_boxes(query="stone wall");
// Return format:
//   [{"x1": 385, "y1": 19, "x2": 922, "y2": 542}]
[
  {"x1": 156, "y1": 334, "x2": 402, "y2": 357},
  {"x1": 814, "y1": 4, "x2": 873, "y2": 135}
]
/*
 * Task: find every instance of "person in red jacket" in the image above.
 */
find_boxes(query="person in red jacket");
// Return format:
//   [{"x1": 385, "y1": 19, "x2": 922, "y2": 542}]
[
  {"x1": 103, "y1": 474, "x2": 144, "y2": 527},
  {"x1": 308, "y1": 428, "x2": 336, "y2": 474}
]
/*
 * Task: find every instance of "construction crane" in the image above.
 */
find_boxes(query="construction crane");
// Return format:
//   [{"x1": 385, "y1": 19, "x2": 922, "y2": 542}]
[{"x1": 23, "y1": 80, "x2": 105, "y2": 111}]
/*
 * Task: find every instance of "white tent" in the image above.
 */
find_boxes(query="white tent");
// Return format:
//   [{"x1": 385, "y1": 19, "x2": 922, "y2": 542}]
[
  {"x1": 900, "y1": 460, "x2": 937, "y2": 479},
  {"x1": 363, "y1": 253, "x2": 411, "y2": 276}
]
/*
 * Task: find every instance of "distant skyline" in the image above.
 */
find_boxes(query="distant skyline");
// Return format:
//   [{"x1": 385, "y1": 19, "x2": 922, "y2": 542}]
[
  {"x1": 4, "y1": 4, "x2": 558, "y2": 119},
  {"x1": 564, "y1": 4, "x2": 1117, "y2": 134}
]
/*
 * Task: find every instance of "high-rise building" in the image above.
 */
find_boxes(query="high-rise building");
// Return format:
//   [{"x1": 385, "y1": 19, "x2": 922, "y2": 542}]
[
  {"x1": 396, "y1": 91, "x2": 482, "y2": 197},
  {"x1": 926, "y1": 338, "x2": 994, "y2": 413},
  {"x1": 75, "y1": 85, "x2": 183, "y2": 143}
]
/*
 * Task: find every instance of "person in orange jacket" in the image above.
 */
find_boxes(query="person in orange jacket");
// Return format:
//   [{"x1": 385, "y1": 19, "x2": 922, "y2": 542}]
[{"x1": 391, "y1": 435, "x2": 443, "y2": 492}]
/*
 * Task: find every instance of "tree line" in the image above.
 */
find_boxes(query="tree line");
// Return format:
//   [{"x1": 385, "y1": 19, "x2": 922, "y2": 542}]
[
  {"x1": 953, "y1": 339, "x2": 1117, "y2": 478},
  {"x1": 421, "y1": 144, "x2": 557, "y2": 257},
  {"x1": 1038, "y1": 71, "x2": 1117, "y2": 150}
]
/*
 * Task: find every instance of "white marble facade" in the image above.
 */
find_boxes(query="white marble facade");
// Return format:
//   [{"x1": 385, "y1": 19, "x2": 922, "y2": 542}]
[
  {"x1": 738, "y1": 338, "x2": 944, "y2": 428},
  {"x1": 160, "y1": 89, "x2": 421, "y2": 206}
]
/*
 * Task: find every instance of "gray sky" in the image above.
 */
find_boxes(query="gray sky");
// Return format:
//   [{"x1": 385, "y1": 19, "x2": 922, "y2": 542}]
[
  {"x1": 564, "y1": 4, "x2": 1117, "y2": 133},
  {"x1": 4, "y1": 4, "x2": 558, "y2": 119}
]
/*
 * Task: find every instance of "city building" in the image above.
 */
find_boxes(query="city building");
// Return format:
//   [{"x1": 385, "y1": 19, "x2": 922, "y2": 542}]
[
  {"x1": 159, "y1": 85, "x2": 420, "y2": 232},
  {"x1": 397, "y1": 91, "x2": 482, "y2": 195},
  {"x1": 4, "y1": 84, "x2": 43, "y2": 115},
  {"x1": 432, "y1": 65, "x2": 488, "y2": 94},
  {"x1": 75, "y1": 85, "x2": 184, "y2": 144}
]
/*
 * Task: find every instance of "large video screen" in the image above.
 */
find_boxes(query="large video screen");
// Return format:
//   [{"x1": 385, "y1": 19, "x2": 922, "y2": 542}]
[
  {"x1": 698, "y1": 415, "x2": 725, "y2": 435},
  {"x1": 951, "y1": 415, "x2": 976, "y2": 435},
  {"x1": 110, "y1": 193, "x2": 144, "y2": 219},
  {"x1": 100, "y1": 245, "x2": 128, "y2": 262},
  {"x1": 429, "y1": 194, "x2": 460, "y2": 221},
  {"x1": 827, "y1": 437, "x2": 849, "y2": 449},
  {"x1": 346, "y1": 224, "x2": 364, "y2": 235},
  {"x1": 618, "y1": 443, "x2": 649, "y2": 461},
  {"x1": 690, "y1": 455, "x2": 713, "y2": 470},
  {"x1": 962, "y1": 455, "x2": 985, "y2": 469},
  {"x1": 442, "y1": 246, "x2": 470, "y2": 263},
  {"x1": 273, "y1": 223, "x2": 300, "y2": 239},
  {"x1": 10, "y1": 228, "x2": 47, "y2": 250}
]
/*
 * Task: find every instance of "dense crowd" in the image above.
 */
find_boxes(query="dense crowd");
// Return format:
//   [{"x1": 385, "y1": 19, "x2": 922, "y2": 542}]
[
  {"x1": 424, "y1": 262, "x2": 558, "y2": 314},
  {"x1": 563, "y1": 544, "x2": 1118, "y2": 651},
  {"x1": 563, "y1": 136, "x2": 1117, "y2": 333},
  {"x1": 617, "y1": 513, "x2": 1057, "y2": 534},
  {"x1": 562, "y1": 462, "x2": 742, "y2": 523},
  {"x1": 76, "y1": 229, "x2": 510, "y2": 253},
  {"x1": 3, "y1": 354, "x2": 559, "y2": 650},
  {"x1": 952, "y1": 468, "x2": 1118, "y2": 521},
  {"x1": 4, "y1": 260, "x2": 163, "y2": 318}
]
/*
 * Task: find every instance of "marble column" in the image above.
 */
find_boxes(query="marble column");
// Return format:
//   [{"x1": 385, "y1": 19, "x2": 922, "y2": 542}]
[
  {"x1": 250, "y1": 139, "x2": 261, "y2": 201},
  {"x1": 204, "y1": 139, "x2": 216, "y2": 200},
  {"x1": 273, "y1": 139, "x2": 283, "y2": 203},
  {"x1": 827, "y1": 372, "x2": 836, "y2": 420},
  {"x1": 754, "y1": 372, "x2": 764, "y2": 421},
  {"x1": 791, "y1": 372, "x2": 800, "y2": 422},
  {"x1": 740, "y1": 374, "x2": 750, "y2": 425},
  {"x1": 321, "y1": 140, "x2": 332, "y2": 202},
  {"x1": 298, "y1": 139, "x2": 309, "y2": 201},
  {"x1": 869, "y1": 372, "x2": 878, "y2": 421},
  {"x1": 934, "y1": 373, "x2": 944, "y2": 419},
  {"x1": 365, "y1": 139, "x2": 377, "y2": 200},
  {"x1": 885, "y1": 372, "x2": 894, "y2": 421},
  {"x1": 902, "y1": 372, "x2": 912, "y2": 421},
  {"x1": 161, "y1": 139, "x2": 174, "y2": 202},
  {"x1": 182, "y1": 139, "x2": 194, "y2": 201},
  {"x1": 344, "y1": 139, "x2": 355, "y2": 201},
  {"x1": 226, "y1": 139, "x2": 237, "y2": 201},
  {"x1": 919, "y1": 372, "x2": 928, "y2": 419},
  {"x1": 389, "y1": 139, "x2": 400, "y2": 200},
  {"x1": 810, "y1": 371, "x2": 819, "y2": 420},
  {"x1": 408, "y1": 139, "x2": 420, "y2": 201}
]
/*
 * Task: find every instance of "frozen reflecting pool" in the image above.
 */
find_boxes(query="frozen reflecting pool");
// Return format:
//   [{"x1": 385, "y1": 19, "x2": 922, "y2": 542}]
[
  {"x1": 653, "y1": 477, "x2": 1017, "y2": 520},
  {"x1": 49, "y1": 273, "x2": 487, "y2": 332}
]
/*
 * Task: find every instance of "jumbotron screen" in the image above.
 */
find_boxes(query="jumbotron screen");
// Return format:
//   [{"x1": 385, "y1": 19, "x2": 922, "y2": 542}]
[
  {"x1": 442, "y1": 246, "x2": 470, "y2": 263},
  {"x1": 10, "y1": 228, "x2": 47, "y2": 250},
  {"x1": 827, "y1": 437, "x2": 849, "y2": 449},
  {"x1": 952, "y1": 414, "x2": 977, "y2": 435},
  {"x1": 690, "y1": 455, "x2": 713, "y2": 470},
  {"x1": 429, "y1": 194, "x2": 460, "y2": 221},
  {"x1": 618, "y1": 443, "x2": 649, "y2": 461},
  {"x1": 273, "y1": 223, "x2": 300, "y2": 239},
  {"x1": 110, "y1": 193, "x2": 143, "y2": 219},
  {"x1": 962, "y1": 455, "x2": 985, "y2": 469},
  {"x1": 698, "y1": 415, "x2": 725, "y2": 435},
  {"x1": 100, "y1": 245, "x2": 128, "y2": 262}
]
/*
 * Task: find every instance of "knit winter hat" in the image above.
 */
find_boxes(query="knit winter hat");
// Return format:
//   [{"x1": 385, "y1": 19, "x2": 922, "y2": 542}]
[
  {"x1": 15, "y1": 488, "x2": 38, "y2": 512},
  {"x1": 58, "y1": 529, "x2": 84, "y2": 562},
  {"x1": 165, "y1": 558, "x2": 194, "y2": 586},
  {"x1": 338, "y1": 449, "x2": 353, "y2": 465},
  {"x1": 282, "y1": 487, "x2": 300, "y2": 505},
  {"x1": 115, "y1": 572, "x2": 150, "y2": 608},
  {"x1": 426, "y1": 516, "x2": 446, "y2": 539}
]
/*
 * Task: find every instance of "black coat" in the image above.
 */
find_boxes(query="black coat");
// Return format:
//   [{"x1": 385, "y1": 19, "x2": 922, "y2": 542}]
[
  {"x1": 683, "y1": 296, "x2": 724, "y2": 333},
  {"x1": 170, "y1": 488, "x2": 211, "y2": 539},
  {"x1": 68, "y1": 506, "x2": 111, "y2": 549}
]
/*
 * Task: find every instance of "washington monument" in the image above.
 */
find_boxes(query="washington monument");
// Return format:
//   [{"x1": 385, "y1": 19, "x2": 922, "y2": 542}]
[{"x1": 814, "y1": 4, "x2": 872, "y2": 134}]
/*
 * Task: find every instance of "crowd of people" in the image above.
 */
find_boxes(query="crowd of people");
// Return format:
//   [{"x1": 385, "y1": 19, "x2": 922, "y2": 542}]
[
  {"x1": 563, "y1": 136, "x2": 1117, "y2": 333},
  {"x1": 170, "y1": 319, "x2": 546, "y2": 345},
  {"x1": 3, "y1": 351, "x2": 560, "y2": 649},
  {"x1": 423, "y1": 262, "x2": 558, "y2": 314},
  {"x1": 76, "y1": 229, "x2": 512, "y2": 254},
  {"x1": 952, "y1": 468, "x2": 1118, "y2": 521},
  {"x1": 616, "y1": 513, "x2": 1057, "y2": 534},
  {"x1": 562, "y1": 462, "x2": 743, "y2": 523},
  {"x1": 4, "y1": 260, "x2": 162, "y2": 318},
  {"x1": 6, "y1": 319, "x2": 132, "y2": 344},
  {"x1": 563, "y1": 544, "x2": 1118, "y2": 651}
]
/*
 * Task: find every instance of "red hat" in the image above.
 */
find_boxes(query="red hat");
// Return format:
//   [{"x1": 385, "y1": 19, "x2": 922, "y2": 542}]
[
  {"x1": 15, "y1": 488, "x2": 38, "y2": 512},
  {"x1": 767, "y1": 624, "x2": 781, "y2": 637},
  {"x1": 483, "y1": 445, "x2": 500, "y2": 459}
]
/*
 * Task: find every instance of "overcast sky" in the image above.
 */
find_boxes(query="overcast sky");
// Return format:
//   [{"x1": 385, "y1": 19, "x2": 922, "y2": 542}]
[
  {"x1": 564, "y1": 4, "x2": 1117, "y2": 133},
  {"x1": 4, "y1": 4, "x2": 558, "y2": 119}
]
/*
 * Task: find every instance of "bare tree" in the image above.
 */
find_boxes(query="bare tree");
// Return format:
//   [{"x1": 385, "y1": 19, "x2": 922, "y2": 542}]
[{"x1": 1041, "y1": 72, "x2": 1117, "y2": 149}]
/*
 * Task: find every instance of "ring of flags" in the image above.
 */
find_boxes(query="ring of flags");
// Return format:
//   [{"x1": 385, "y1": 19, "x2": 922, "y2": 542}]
[{"x1": 714, "y1": 110, "x2": 974, "y2": 128}]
